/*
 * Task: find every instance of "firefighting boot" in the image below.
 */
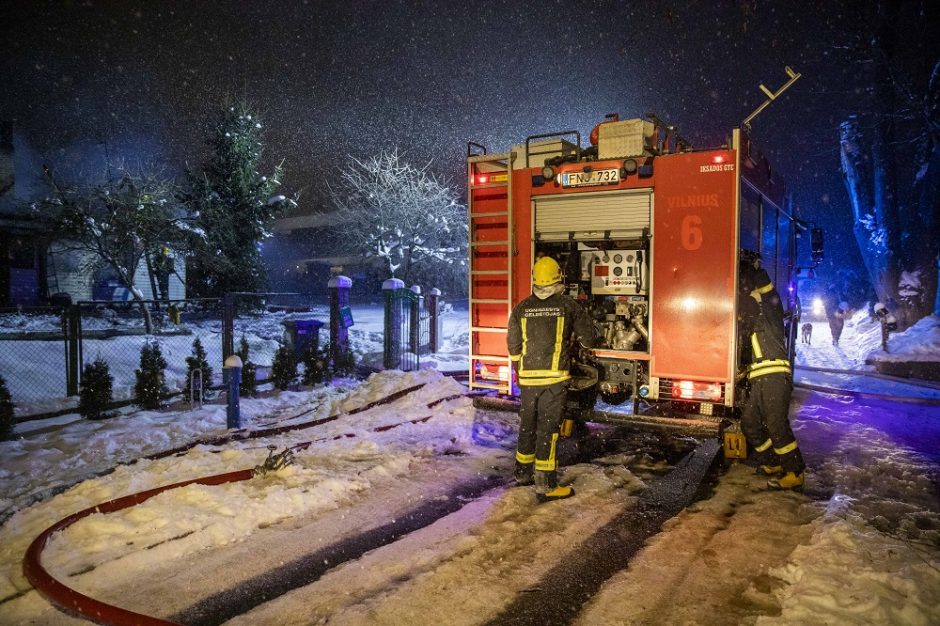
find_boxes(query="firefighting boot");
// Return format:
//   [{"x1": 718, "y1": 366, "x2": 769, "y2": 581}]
[
  {"x1": 536, "y1": 485, "x2": 575, "y2": 503},
  {"x1": 757, "y1": 465, "x2": 784, "y2": 476},
  {"x1": 767, "y1": 472, "x2": 804, "y2": 491},
  {"x1": 534, "y1": 470, "x2": 574, "y2": 502},
  {"x1": 513, "y1": 461, "x2": 534, "y2": 486}
]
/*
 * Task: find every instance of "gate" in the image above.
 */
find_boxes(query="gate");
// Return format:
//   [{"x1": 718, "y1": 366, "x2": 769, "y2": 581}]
[{"x1": 384, "y1": 285, "x2": 431, "y2": 371}]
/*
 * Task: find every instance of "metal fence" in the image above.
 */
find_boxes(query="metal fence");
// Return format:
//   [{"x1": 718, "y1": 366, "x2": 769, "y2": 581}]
[
  {"x1": 0, "y1": 294, "x2": 324, "y2": 416},
  {"x1": 383, "y1": 287, "x2": 433, "y2": 371},
  {"x1": 70, "y1": 298, "x2": 224, "y2": 403},
  {"x1": 0, "y1": 305, "x2": 69, "y2": 415},
  {"x1": 1, "y1": 285, "x2": 444, "y2": 418},
  {"x1": 223, "y1": 292, "x2": 322, "y2": 381}
]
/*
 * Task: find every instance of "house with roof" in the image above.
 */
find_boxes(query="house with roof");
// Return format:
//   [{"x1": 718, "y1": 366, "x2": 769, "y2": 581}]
[{"x1": 0, "y1": 123, "x2": 185, "y2": 307}]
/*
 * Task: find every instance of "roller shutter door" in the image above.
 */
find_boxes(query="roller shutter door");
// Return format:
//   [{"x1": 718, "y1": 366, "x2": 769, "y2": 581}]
[{"x1": 534, "y1": 189, "x2": 652, "y2": 241}]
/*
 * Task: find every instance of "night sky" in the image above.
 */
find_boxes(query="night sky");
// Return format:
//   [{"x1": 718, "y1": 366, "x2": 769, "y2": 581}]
[{"x1": 2, "y1": 0, "x2": 938, "y2": 281}]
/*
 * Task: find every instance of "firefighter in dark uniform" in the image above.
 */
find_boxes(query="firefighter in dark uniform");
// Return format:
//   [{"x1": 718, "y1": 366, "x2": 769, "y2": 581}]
[
  {"x1": 508, "y1": 256, "x2": 593, "y2": 502},
  {"x1": 738, "y1": 256, "x2": 806, "y2": 490}
]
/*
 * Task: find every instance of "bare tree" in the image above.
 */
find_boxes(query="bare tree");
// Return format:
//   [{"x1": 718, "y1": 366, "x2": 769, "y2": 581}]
[
  {"x1": 34, "y1": 162, "x2": 199, "y2": 333},
  {"x1": 329, "y1": 150, "x2": 467, "y2": 288}
]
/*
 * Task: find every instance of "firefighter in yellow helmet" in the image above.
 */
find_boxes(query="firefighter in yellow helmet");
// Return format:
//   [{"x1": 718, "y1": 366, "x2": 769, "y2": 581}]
[
  {"x1": 738, "y1": 255, "x2": 805, "y2": 490},
  {"x1": 507, "y1": 256, "x2": 593, "y2": 502}
]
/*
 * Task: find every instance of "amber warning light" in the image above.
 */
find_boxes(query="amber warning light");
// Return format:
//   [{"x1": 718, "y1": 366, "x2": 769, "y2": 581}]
[{"x1": 475, "y1": 173, "x2": 508, "y2": 185}]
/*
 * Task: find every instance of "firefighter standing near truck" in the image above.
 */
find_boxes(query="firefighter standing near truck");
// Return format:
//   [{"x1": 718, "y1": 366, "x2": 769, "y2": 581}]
[
  {"x1": 508, "y1": 256, "x2": 593, "y2": 502},
  {"x1": 738, "y1": 255, "x2": 806, "y2": 490}
]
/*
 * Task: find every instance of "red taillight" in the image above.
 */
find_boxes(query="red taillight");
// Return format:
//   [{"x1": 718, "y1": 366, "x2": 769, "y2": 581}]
[
  {"x1": 671, "y1": 380, "x2": 722, "y2": 402},
  {"x1": 476, "y1": 174, "x2": 489, "y2": 184},
  {"x1": 712, "y1": 155, "x2": 725, "y2": 164}
]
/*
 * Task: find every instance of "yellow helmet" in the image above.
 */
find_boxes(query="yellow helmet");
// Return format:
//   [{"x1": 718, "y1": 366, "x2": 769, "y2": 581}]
[{"x1": 532, "y1": 256, "x2": 562, "y2": 286}]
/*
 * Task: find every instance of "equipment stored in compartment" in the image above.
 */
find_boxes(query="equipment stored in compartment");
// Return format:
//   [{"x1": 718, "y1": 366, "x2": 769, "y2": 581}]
[{"x1": 583, "y1": 249, "x2": 648, "y2": 295}]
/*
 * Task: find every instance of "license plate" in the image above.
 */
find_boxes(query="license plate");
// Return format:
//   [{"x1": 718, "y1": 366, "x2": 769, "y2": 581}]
[{"x1": 561, "y1": 168, "x2": 620, "y2": 187}]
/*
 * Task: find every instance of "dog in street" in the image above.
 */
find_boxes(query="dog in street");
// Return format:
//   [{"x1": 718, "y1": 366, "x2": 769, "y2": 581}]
[{"x1": 801, "y1": 323, "x2": 813, "y2": 345}]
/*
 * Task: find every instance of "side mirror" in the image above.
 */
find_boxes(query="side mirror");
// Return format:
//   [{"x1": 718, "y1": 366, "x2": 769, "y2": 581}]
[{"x1": 811, "y1": 228, "x2": 824, "y2": 262}]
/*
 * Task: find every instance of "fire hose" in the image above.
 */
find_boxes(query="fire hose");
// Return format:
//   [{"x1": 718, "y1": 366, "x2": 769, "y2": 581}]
[{"x1": 22, "y1": 388, "x2": 465, "y2": 626}]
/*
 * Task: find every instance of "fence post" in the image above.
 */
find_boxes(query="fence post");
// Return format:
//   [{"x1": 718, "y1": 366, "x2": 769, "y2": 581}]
[
  {"x1": 409, "y1": 285, "x2": 422, "y2": 361},
  {"x1": 222, "y1": 293, "x2": 235, "y2": 385},
  {"x1": 222, "y1": 293, "x2": 235, "y2": 362},
  {"x1": 190, "y1": 369, "x2": 203, "y2": 409},
  {"x1": 383, "y1": 278, "x2": 405, "y2": 370},
  {"x1": 329, "y1": 275, "x2": 352, "y2": 368},
  {"x1": 428, "y1": 288, "x2": 442, "y2": 353},
  {"x1": 66, "y1": 304, "x2": 81, "y2": 397},
  {"x1": 224, "y1": 354, "x2": 242, "y2": 429}
]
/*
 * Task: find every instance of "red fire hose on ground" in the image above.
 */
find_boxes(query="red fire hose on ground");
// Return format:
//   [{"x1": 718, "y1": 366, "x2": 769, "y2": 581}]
[
  {"x1": 22, "y1": 386, "x2": 467, "y2": 625},
  {"x1": 24, "y1": 470, "x2": 255, "y2": 626}
]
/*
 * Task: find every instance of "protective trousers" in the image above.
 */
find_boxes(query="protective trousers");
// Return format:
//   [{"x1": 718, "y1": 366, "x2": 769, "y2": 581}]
[
  {"x1": 742, "y1": 373, "x2": 805, "y2": 474},
  {"x1": 514, "y1": 381, "x2": 567, "y2": 492}
]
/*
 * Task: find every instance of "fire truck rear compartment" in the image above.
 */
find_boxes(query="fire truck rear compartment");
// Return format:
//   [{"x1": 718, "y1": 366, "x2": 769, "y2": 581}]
[
  {"x1": 534, "y1": 232, "x2": 735, "y2": 419},
  {"x1": 468, "y1": 115, "x2": 800, "y2": 423},
  {"x1": 533, "y1": 236, "x2": 655, "y2": 409}
]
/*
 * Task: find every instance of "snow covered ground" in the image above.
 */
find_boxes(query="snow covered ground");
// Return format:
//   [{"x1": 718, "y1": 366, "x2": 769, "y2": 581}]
[{"x1": 0, "y1": 308, "x2": 938, "y2": 625}]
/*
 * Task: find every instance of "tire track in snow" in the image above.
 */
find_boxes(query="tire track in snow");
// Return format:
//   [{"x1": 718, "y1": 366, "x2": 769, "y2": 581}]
[
  {"x1": 170, "y1": 435, "x2": 718, "y2": 626},
  {"x1": 170, "y1": 474, "x2": 507, "y2": 626},
  {"x1": 483, "y1": 439, "x2": 722, "y2": 626}
]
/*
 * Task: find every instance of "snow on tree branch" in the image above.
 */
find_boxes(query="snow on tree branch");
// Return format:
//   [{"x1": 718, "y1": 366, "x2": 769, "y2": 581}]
[{"x1": 329, "y1": 150, "x2": 467, "y2": 285}]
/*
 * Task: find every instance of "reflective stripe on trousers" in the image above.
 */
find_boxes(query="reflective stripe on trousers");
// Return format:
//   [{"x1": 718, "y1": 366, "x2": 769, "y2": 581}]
[{"x1": 515, "y1": 381, "x2": 567, "y2": 476}]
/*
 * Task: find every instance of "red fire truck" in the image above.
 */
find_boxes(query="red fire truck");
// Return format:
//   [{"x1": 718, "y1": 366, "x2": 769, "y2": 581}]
[{"x1": 466, "y1": 112, "x2": 820, "y2": 422}]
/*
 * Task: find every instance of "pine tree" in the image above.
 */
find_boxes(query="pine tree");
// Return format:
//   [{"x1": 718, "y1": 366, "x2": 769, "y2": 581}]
[
  {"x1": 135, "y1": 340, "x2": 168, "y2": 409},
  {"x1": 183, "y1": 337, "x2": 213, "y2": 401},
  {"x1": 79, "y1": 357, "x2": 114, "y2": 420},
  {"x1": 238, "y1": 335, "x2": 257, "y2": 397},
  {"x1": 185, "y1": 101, "x2": 296, "y2": 297},
  {"x1": 0, "y1": 374, "x2": 14, "y2": 441},
  {"x1": 301, "y1": 341, "x2": 327, "y2": 386},
  {"x1": 271, "y1": 344, "x2": 297, "y2": 391}
]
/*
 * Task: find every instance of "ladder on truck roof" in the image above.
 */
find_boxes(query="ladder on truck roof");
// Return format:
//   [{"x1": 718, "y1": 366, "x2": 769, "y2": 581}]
[{"x1": 467, "y1": 148, "x2": 515, "y2": 394}]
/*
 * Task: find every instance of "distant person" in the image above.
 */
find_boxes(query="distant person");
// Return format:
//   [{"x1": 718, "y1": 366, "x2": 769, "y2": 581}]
[
  {"x1": 738, "y1": 255, "x2": 805, "y2": 491},
  {"x1": 507, "y1": 256, "x2": 593, "y2": 503},
  {"x1": 826, "y1": 294, "x2": 846, "y2": 346}
]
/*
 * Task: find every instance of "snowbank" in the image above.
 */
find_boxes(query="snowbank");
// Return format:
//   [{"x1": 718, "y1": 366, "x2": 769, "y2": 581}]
[{"x1": 0, "y1": 370, "x2": 474, "y2": 605}]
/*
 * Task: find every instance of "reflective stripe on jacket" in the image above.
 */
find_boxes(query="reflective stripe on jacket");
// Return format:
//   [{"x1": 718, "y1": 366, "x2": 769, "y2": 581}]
[
  {"x1": 740, "y1": 281, "x2": 791, "y2": 380},
  {"x1": 507, "y1": 292, "x2": 593, "y2": 386}
]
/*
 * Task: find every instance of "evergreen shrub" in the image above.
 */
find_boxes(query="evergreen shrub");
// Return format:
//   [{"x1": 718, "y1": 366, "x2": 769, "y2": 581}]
[
  {"x1": 184, "y1": 337, "x2": 213, "y2": 401},
  {"x1": 302, "y1": 341, "x2": 328, "y2": 386},
  {"x1": 271, "y1": 344, "x2": 297, "y2": 391},
  {"x1": 79, "y1": 357, "x2": 114, "y2": 420},
  {"x1": 238, "y1": 335, "x2": 257, "y2": 397},
  {"x1": 135, "y1": 340, "x2": 168, "y2": 409},
  {"x1": 332, "y1": 348, "x2": 357, "y2": 378}
]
